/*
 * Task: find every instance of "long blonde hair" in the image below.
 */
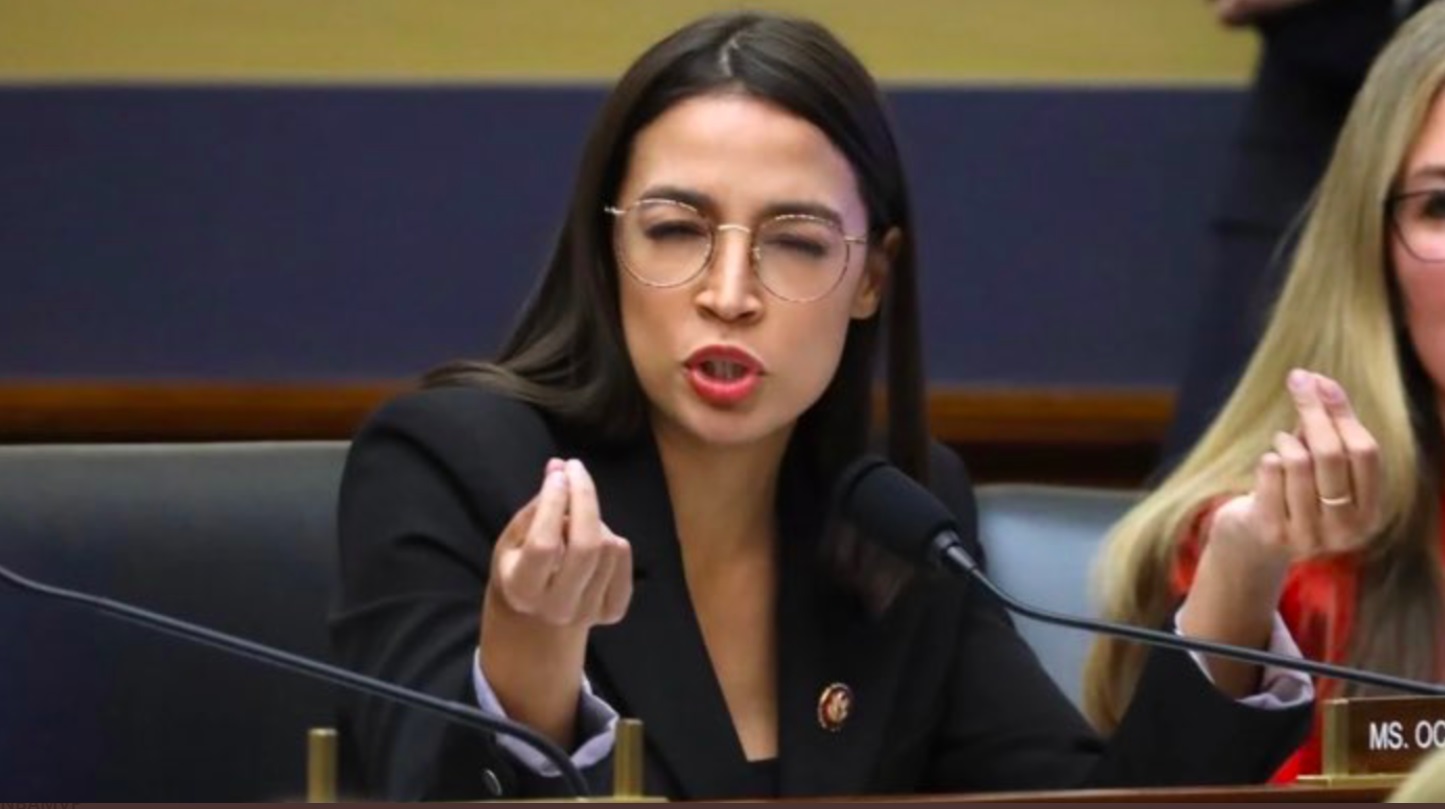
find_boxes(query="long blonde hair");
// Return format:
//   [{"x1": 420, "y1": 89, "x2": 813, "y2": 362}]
[
  {"x1": 1390, "y1": 746, "x2": 1445, "y2": 802},
  {"x1": 1084, "y1": 3, "x2": 1445, "y2": 732}
]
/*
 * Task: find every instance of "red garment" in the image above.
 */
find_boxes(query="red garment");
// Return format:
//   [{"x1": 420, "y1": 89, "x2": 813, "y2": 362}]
[{"x1": 1170, "y1": 497, "x2": 1365, "y2": 782}]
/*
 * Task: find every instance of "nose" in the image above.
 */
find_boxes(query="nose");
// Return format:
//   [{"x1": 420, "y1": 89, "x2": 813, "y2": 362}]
[{"x1": 695, "y1": 224, "x2": 763, "y2": 323}]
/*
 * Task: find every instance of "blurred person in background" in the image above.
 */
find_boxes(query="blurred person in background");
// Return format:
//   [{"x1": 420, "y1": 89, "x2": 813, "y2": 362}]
[{"x1": 1165, "y1": 0, "x2": 1430, "y2": 463}]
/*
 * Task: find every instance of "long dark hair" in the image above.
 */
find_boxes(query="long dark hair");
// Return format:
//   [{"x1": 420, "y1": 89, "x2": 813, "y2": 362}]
[{"x1": 428, "y1": 11, "x2": 928, "y2": 609}]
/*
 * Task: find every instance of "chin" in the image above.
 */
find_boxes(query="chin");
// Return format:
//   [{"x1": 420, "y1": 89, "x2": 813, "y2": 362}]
[
  {"x1": 686, "y1": 410, "x2": 776, "y2": 447},
  {"x1": 662, "y1": 399, "x2": 793, "y2": 450}
]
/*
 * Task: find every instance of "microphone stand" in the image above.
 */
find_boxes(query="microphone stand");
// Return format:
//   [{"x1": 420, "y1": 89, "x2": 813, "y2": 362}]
[
  {"x1": 934, "y1": 534, "x2": 1445, "y2": 696},
  {"x1": 0, "y1": 562, "x2": 593, "y2": 797}
]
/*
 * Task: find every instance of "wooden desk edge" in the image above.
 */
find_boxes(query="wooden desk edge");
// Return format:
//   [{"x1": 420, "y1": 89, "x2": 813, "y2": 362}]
[{"x1": 748, "y1": 782, "x2": 1393, "y2": 803}]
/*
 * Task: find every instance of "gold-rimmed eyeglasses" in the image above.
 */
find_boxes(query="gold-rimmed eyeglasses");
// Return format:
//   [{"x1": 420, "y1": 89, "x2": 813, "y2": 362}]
[{"x1": 604, "y1": 198, "x2": 868, "y2": 303}]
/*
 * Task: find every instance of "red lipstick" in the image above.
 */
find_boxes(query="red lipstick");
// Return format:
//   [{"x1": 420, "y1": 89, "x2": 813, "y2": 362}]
[{"x1": 684, "y1": 345, "x2": 764, "y2": 407}]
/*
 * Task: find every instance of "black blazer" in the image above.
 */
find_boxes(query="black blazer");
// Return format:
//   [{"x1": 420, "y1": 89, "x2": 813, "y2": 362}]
[{"x1": 330, "y1": 386, "x2": 1309, "y2": 800}]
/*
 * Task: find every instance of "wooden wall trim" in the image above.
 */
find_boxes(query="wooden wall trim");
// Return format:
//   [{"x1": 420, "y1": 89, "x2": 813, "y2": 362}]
[
  {"x1": 928, "y1": 387, "x2": 1171, "y2": 445},
  {"x1": 0, "y1": 382, "x2": 397, "y2": 442},
  {"x1": 0, "y1": 381, "x2": 1174, "y2": 446}
]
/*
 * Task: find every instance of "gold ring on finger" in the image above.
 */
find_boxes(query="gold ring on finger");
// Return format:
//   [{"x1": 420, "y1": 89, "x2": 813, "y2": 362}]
[{"x1": 1319, "y1": 493, "x2": 1353, "y2": 507}]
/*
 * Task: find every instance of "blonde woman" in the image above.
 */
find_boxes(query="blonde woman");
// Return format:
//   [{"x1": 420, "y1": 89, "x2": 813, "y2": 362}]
[{"x1": 1087, "y1": 2, "x2": 1445, "y2": 781}]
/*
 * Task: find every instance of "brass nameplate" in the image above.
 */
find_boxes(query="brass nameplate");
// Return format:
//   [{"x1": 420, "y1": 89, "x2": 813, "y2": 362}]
[{"x1": 1322, "y1": 696, "x2": 1445, "y2": 776}]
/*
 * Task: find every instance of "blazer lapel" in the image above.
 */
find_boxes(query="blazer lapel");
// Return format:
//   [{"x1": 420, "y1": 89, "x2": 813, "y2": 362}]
[
  {"x1": 776, "y1": 471, "x2": 909, "y2": 797},
  {"x1": 581, "y1": 436, "x2": 753, "y2": 799}
]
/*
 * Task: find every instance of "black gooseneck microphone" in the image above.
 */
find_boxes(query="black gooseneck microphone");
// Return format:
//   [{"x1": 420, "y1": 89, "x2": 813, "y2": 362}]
[
  {"x1": 835, "y1": 455, "x2": 1445, "y2": 697},
  {"x1": 0, "y1": 563, "x2": 591, "y2": 797}
]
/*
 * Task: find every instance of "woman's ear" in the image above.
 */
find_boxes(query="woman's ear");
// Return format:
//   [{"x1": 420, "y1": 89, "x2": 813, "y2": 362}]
[{"x1": 851, "y1": 227, "x2": 902, "y2": 320}]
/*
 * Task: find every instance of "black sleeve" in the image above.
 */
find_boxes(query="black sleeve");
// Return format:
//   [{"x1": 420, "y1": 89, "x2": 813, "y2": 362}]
[
  {"x1": 918, "y1": 445, "x2": 1310, "y2": 792},
  {"x1": 329, "y1": 387, "x2": 609, "y2": 800}
]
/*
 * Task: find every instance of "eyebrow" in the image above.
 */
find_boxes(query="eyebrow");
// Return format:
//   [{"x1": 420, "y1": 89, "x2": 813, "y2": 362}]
[
  {"x1": 1402, "y1": 164, "x2": 1445, "y2": 187},
  {"x1": 635, "y1": 184, "x2": 848, "y2": 228}
]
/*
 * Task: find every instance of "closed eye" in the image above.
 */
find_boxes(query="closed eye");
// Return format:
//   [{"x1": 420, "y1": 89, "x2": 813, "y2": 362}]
[
  {"x1": 644, "y1": 221, "x2": 709, "y2": 241},
  {"x1": 765, "y1": 233, "x2": 830, "y2": 258}
]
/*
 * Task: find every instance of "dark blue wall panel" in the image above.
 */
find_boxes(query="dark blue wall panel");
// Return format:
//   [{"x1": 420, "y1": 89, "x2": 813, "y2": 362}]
[{"x1": 0, "y1": 86, "x2": 1244, "y2": 384}]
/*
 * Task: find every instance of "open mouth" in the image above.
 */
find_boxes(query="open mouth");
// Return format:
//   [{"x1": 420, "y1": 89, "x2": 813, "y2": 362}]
[
  {"x1": 684, "y1": 346, "x2": 764, "y2": 406},
  {"x1": 698, "y1": 358, "x2": 751, "y2": 381}
]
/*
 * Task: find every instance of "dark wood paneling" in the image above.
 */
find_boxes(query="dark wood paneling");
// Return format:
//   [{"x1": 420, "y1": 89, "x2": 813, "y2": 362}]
[
  {"x1": 0, "y1": 382, "x2": 1173, "y2": 486},
  {"x1": 931, "y1": 388, "x2": 1171, "y2": 487},
  {"x1": 0, "y1": 382, "x2": 394, "y2": 442}
]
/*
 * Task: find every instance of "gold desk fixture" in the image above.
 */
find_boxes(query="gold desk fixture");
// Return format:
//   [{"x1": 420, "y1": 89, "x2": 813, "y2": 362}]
[
  {"x1": 593, "y1": 717, "x2": 666, "y2": 802},
  {"x1": 307, "y1": 726, "x2": 338, "y2": 803},
  {"x1": 303, "y1": 718, "x2": 663, "y2": 801},
  {"x1": 1294, "y1": 696, "x2": 1445, "y2": 790},
  {"x1": 612, "y1": 717, "x2": 646, "y2": 800}
]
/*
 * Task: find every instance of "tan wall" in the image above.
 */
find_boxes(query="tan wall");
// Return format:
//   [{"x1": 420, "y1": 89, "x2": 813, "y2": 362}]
[{"x1": 0, "y1": 0, "x2": 1256, "y2": 84}]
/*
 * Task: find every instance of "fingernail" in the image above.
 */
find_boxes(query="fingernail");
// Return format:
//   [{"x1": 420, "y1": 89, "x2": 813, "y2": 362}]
[
  {"x1": 547, "y1": 469, "x2": 567, "y2": 488},
  {"x1": 1319, "y1": 378, "x2": 1345, "y2": 405},
  {"x1": 1287, "y1": 369, "x2": 1311, "y2": 395},
  {"x1": 566, "y1": 458, "x2": 585, "y2": 475}
]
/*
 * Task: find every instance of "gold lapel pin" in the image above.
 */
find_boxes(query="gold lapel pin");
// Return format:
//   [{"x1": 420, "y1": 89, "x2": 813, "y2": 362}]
[{"x1": 817, "y1": 682, "x2": 853, "y2": 732}]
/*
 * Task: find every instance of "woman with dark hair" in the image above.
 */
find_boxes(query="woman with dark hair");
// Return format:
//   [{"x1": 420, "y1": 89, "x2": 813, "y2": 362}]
[{"x1": 331, "y1": 11, "x2": 1310, "y2": 801}]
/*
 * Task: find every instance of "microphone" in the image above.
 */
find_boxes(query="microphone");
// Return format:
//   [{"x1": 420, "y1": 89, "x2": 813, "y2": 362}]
[
  {"x1": 834, "y1": 455, "x2": 1445, "y2": 697},
  {"x1": 0, "y1": 562, "x2": 591, "y2": 798}
]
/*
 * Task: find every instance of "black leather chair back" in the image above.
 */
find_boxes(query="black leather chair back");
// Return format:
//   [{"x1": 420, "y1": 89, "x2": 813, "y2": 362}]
[{"x1": 0, "y1": 442, "x2": 347, "y2": 801}]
